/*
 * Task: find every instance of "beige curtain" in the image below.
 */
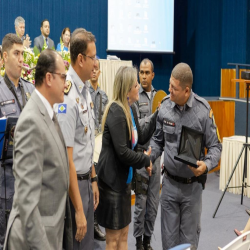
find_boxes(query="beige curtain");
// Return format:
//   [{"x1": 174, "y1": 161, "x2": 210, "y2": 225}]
[
  {"x1": 98, "y1": 59, "x2": 133, "y2": 101},
  {"x1": 220, "y1": 136, "x2": 250, "y2": 197}
]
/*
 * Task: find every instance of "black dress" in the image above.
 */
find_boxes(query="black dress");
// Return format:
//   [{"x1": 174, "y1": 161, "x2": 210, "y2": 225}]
[{"x1": 96, "y1": 103, "x2": 157, "y2": 229}]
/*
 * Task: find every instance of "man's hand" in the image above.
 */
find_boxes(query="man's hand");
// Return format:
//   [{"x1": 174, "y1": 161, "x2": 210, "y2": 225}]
[
  {"x1": 144, "y1": 147, "x2": 152, "y2": 176},
  {"x1": 92, "y1": 181, "x2": 99, "y2": 211},
  {"x1": 188, "y1": 161, "x2": 207, "y2": 177},
  {"x1": 144, "y1": 146, "x2": 151, "y2": 156},
  {"x1": 146, "y1": 161, "x2": 152, "y2": 176},
  {"x1": 23, "y1": 35, "x2": 31, "y2": 48},
  {"x1": 75, "y1": 210, "x2": 87, "y2": 242}
]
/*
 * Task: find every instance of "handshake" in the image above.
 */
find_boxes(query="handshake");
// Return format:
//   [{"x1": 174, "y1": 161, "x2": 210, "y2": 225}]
[{"x1": 144, "y1": 147, "x2": 152, "y2": 176}]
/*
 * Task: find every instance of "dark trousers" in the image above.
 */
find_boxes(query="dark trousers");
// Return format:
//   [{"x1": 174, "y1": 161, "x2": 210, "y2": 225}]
[{"x1": 0, "y1": 164, "x2": 14, "y2": 250}]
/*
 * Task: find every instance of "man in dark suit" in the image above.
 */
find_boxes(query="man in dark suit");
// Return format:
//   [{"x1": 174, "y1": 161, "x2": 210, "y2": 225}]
[
  {"x1": 34, "y1": 19, "x2": 55, "y2": 52},
  {"x1": 3, "y1": 49, "x2": 72, "y2": 250}
]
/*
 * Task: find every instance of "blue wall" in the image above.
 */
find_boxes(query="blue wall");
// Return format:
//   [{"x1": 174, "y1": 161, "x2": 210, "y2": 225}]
[{"x1": 0, "y1": 0, "x2": 249, "y2": 96}]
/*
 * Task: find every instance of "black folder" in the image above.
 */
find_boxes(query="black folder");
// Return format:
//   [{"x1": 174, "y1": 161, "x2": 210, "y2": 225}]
[{"x1": 174, "y1": 126, "x2": 204, "y2": 168}]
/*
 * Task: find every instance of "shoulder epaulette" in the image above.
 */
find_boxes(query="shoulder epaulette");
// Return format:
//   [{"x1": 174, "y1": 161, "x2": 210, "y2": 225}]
[
  {"x1": 161, "y1": 95, "x2": 170, "y2": 104},
  {"x1": 64, "y1": 80, "x2": 72, "y2": 95},
  {"x1": 193, "y1": 94, "x2": 210, "y2": 110},
  {"x1": 21, "y1": 77, "x2": 34, "y2": 86}
]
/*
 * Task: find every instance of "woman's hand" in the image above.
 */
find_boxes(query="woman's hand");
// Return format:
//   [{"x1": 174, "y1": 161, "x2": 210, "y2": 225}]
[{"x1": 144, "y1": 146, "x2": 151, "y2": 156}]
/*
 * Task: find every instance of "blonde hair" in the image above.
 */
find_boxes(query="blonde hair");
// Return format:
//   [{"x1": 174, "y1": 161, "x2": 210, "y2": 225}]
[{"x1": 102, "y1": 66, "x2": 137, "y2": 140}]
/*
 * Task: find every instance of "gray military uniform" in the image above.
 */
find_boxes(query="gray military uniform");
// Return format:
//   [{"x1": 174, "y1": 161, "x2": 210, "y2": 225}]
[
  {"x1": 150, "y1": 91, "x2": 222, "y2": 250},
  {"x1": 89, "y1": 84, "x2": 108, "y2": 134},
  {"x1": 54, "y1": 65, "x2": 95, "y2": 250},
  {"x1": 0, "y1": 76, "x2": 34, "y2": 250},
  {"x1": 133, "y1": 85, "x2": 161, "y2": 239}
]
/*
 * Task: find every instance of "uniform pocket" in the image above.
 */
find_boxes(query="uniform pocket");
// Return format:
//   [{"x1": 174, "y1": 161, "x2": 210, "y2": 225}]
[
  {"x1": 139, "y1": 104, "x2": 149, "y2": 118},
  {"x1": 163, "y1": 124, "x2": 176, "y2": 151},
  {"x1": 0, "y1": 103, "x2": 17, "y2": 116}
]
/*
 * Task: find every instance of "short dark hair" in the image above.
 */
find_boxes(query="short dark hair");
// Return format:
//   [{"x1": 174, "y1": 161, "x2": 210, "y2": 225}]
[
  {"x1": 41, "y1": 19, "x2": 49, "y2": 28},
  {"x1": 2, "y1": 33, "x2": 22, "y2": 54},
  {"x1": 70, "y1": 28, "x2": 96, "y2": 65},
  {"x1": 140, "y1": 58, "x2": 154, "y2": 72},
  {"x1": 35, "y1": 49, "x2": 58, "y2": 87},
  {"x1": 171, "y1": 63, "x2": 193, "y2": 89},
  {"x1": 61, "y1": 27, "x2": 71, "y2": 41}
]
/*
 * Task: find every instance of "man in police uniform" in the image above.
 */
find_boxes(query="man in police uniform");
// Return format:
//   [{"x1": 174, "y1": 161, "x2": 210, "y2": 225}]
[
  {"x1": 89, "y1": 59, "x2": 108, "y2": 136},
  {"x1": 133, "y1": 58, "x2": 161, "y2": 250},
  {"x1": 150, "y1": 63, "x2": 222, "y2": 250},
  {"x1": 89, "y1": 59, "x2": 107, "y2": 241},
  {"x1": 55, "y1": 28, "x2": 99, "y2": 250},
  {"x1": 0, "y1": 33, "x2": 34, "y2": 250}
]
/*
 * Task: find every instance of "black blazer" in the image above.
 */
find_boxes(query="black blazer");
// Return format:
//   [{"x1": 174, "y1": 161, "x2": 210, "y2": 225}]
[{"x1": 96, "y1": 102, "x2": 157, "y2": 192}]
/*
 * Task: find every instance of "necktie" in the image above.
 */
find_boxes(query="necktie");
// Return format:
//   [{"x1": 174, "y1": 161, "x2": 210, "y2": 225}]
[{"x1": 52, "y1": 112, "x2": 65, "y2": 145}]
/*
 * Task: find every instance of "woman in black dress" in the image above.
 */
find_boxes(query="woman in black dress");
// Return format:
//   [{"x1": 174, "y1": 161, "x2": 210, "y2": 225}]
[{"x1": 96, "y1": 66, "x2": 158, "y2": 250}]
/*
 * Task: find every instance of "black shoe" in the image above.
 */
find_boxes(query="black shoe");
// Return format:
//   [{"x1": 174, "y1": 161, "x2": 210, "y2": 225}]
[
  {"x1": 94, "y1": 213, "x2": 106, "y2": 241},
  {"x1": 136, "y1": 236, "x2": 144, "y2": 250},
  {"x1": 143, "y1": 235, "x2": 153, "y2": 250}
]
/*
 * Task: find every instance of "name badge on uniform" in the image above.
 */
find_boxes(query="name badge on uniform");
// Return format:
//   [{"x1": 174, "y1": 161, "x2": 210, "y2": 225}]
[
  {"x1": 163, "y1": 119, "x2": 175, "y2": 127},
  {"x1": 0, "y1": 99, "x2": 15, "y2": 106},
  {"x1": 58, "y1": 104, "x2": 67, "y2": 114},
  {"x1": 139, "y1": 102, "x2": 148, "y2": 107}
]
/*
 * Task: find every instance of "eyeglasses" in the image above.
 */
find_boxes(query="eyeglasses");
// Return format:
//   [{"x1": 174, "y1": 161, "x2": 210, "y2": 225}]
[
  {"x1": 50, "y1": 72, "x2": 67, "y2": 82},
  {"x1": 80, "y1": 53, "x2": 97, "y2": 62}
]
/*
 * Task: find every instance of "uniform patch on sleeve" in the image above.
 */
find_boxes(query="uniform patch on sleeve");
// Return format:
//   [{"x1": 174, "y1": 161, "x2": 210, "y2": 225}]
[
  {"x1": 64, "y1": 80, "x2": 72, "y2": 95},
  {"x1": 209, "y1": 109, "x2": 221, "y2": 142},
  {"x1": 58, "y1": 104, "x2": 67, "y2": 113},
  {"x1": 209, "y1": 109, "x2": 213, "y2": 118}
]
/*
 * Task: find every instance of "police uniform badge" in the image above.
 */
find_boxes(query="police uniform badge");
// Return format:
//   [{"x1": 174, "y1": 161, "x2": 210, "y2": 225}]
[
  {"x1": 90, "y1": 102, "x2": 94, "y2": 109},
  {"x1": 209, "y1": 109, "x2": 221, "y2": 142},
  {"x1": 84, "y1": 126, "x2": 88, "y2": 134},
  {"x1": 64, "y1": 80, "x2": 72, "y2": 95},
  {"x1": 26, "y1": 92, "x2": 31, "y2": 100}
]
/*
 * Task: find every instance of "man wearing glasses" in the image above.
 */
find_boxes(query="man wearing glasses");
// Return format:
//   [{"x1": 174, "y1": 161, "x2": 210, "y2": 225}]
[
  {"x1": 55, "y1": 28, "x2": 99, "y2": 250},
  {"x1": 133, "y1": 58, "x2": 161, "y2": 250}
]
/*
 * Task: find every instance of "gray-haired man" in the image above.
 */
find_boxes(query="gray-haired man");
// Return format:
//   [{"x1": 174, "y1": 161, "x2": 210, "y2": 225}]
[{"x1": 14, "y1": 16, "x2": 31, "y2": 48}]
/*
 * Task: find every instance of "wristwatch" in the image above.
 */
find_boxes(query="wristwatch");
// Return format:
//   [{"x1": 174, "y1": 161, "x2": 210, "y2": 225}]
[{"x1": 91, "y1": 175, "x2": 98, "y2": 183}]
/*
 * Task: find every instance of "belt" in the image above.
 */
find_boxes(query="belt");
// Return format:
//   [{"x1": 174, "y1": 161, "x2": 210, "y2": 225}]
[
  {"x1": 164, "y1": 169, "x2": 198, "y2": 184},
  {"x1": 77, "y1": 171, "x2": 91, "y2": 181}
]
